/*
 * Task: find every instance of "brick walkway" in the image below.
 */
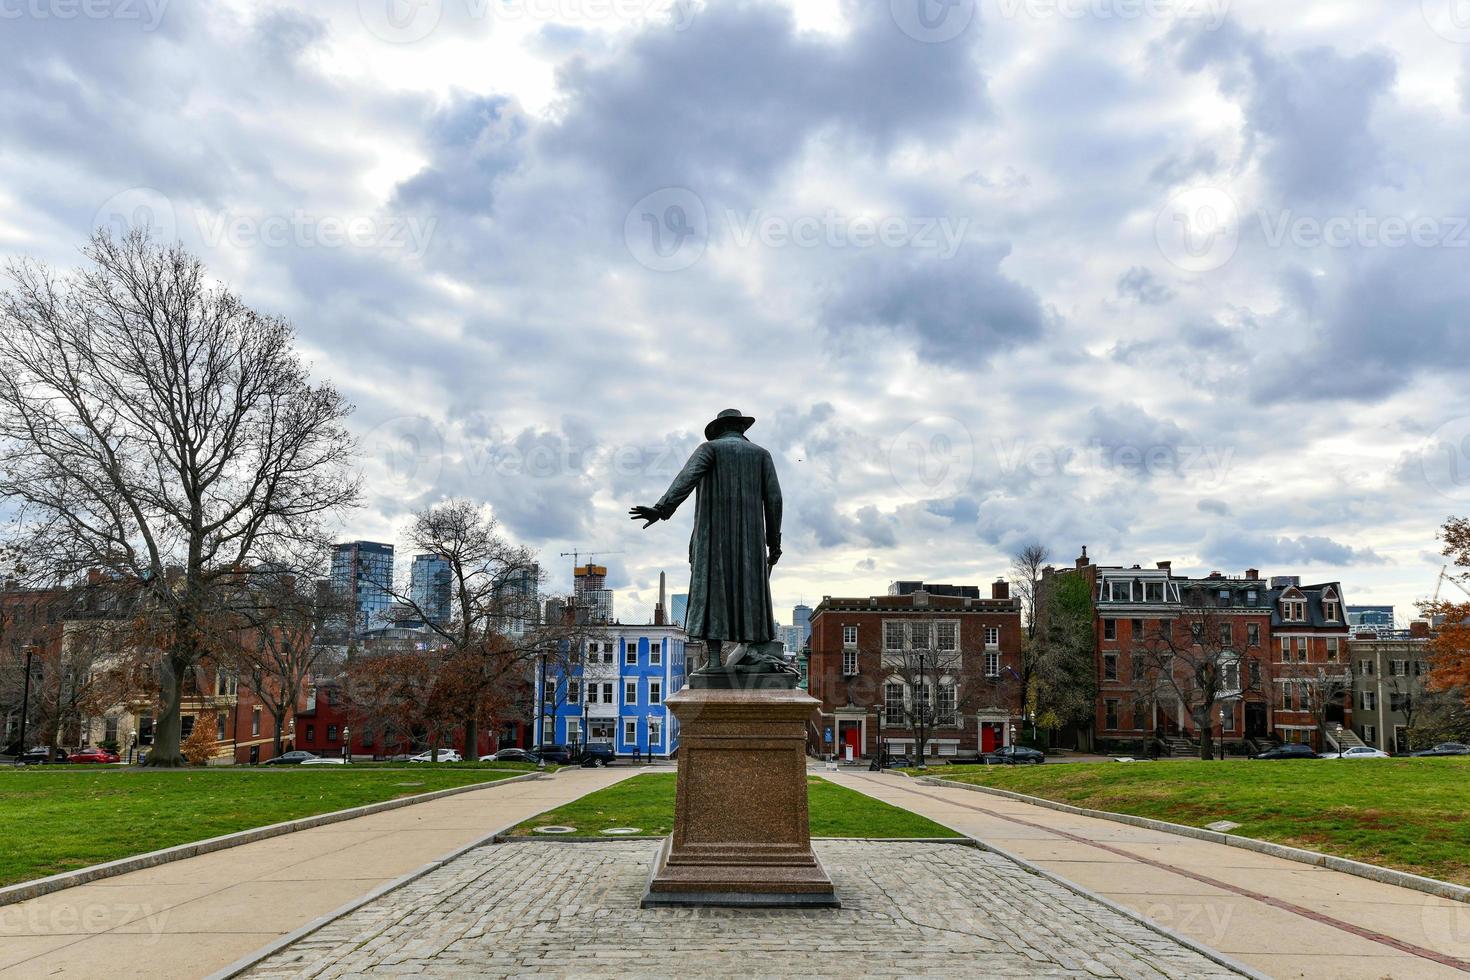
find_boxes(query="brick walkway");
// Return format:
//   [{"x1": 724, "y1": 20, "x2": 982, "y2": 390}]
[{"x1": 241, "y1": 840, "x2": 1242, "y2": 978}]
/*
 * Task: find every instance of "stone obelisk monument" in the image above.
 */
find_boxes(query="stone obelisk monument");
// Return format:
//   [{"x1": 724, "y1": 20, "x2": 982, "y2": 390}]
[{"x1": 629, "y1": 409, "x2": 838, "y2": 907}]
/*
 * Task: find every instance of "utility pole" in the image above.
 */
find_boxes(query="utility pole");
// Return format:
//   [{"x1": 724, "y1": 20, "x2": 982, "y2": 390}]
[{"x1": 17, "y1": 645, "x2": 34, "y2": 763}]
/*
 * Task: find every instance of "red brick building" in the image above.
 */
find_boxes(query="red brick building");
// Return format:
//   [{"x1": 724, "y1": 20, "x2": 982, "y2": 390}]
[{"x1": 807, "y1": 580, "x2": 1023, "y2": 761}]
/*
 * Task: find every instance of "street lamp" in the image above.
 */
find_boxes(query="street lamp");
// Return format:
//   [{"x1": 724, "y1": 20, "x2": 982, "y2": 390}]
[
  {"x1": 15, "y1": 644, "x2": 36, "y2": 764},
  {"x1": 342, "y1": 725, "x2": 351, "y2": 762}
]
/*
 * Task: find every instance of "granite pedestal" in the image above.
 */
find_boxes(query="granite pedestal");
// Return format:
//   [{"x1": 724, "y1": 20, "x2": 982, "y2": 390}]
[{"x1": 641, "y1": 685, "x2": 839, "y2": 908}]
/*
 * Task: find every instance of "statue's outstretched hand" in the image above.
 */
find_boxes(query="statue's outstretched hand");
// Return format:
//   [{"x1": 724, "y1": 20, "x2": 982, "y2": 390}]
[
  {"x1": 767, "y1": 547, "x2": 782, "y2": 568},
  {"x1": 629, "y1": 506, "x2": 661, "y2": 529}
]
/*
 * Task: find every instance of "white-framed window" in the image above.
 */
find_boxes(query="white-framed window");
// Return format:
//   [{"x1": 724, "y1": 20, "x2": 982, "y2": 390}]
[
  {"x1": 648, "y1": 719, "x2": 662, "y2": 746},
  {"x1": 251, "y1": 707, "x2": 261, "y2": 737},
  {"x1": 937, "y1": 683, "x2": 956, "y2": 724},
  {"x1": 1145, "y1": 581, "x2": 1165, "y2": 603},
  {"x1": 1222, "y1": 709, "x2": 1236, "y2": 732},
  {"x1": 1362, "y1": 724, "x2": 1376, "y2": 745},
  {"x1": 650, "y1": 642, "x2": 662, "y2": 665},
  {"x1": 984, "y1": 626, "x2": 1000, "y2": 649},
  {"x1": 884, "y1": 621, "x2": 905, "y2": 651},
  {"x1": 1360, "y1": 658, "x2": 1374, "y2": 676},
  {"x1": 649, "y1": 680, "x2": 662, "y2": 704},
  {"x1": 567, "y1": 680, "x2": 580, "y2": 703},
  {"x1": 986, "y1": 649, "x2": 1001, "y2": 677},
  {"x1": 1391, "y1": 660, "x2": 1407, "y2": 677},
  {"x1": 908, "y1": 622, "x2": 930, "y2": 649},
  {"x1": 936, "y1": 621, "x2": 958, "y2": 651},
  {"x1": 544, "y1": 679, "x2": 556, "y2": 704},
  {"x1": 1110, "y1": 580, "x2": 1132, "y2": 602},
  {"x1": 842, "y1": 649, "x2": 858, "y2": 675},
  {"x1": 884, "y1": 682, "x2": 905, "y2": 725},
  {"x1": 1326, "y1": 638, "x2": 1339, "y2": 661},
  {"x1": 625, "y1": 643, "x2": 638, "y2": 665},
  {"x1": 602, "y1": 682, "x2": 614, "y2": 704},
  {"x1": 1104, "y1": 620, "x2": 1118, "y2": 641},
  {"x1": 1247, "y1": 623, "x2": 1260, "y2": 647},
  {"x1": 566, "y1": 718, "x2": 581, "y2": 744},
  {"x1": 842, "y1": 625, "x2": 858, "y2": 648},
  {"x1": 624, "y1": 680, "x2": 638, "y2": 705},
  {"x1": 1362, "y1": 691, "x2": 1377, "y2": 711},
  {"x1": 624, "y1": 718, "x2": 638, "y2": 744},
  {"x1": 1279, "y1": 637, "x2": 1290, "y2": 659}
]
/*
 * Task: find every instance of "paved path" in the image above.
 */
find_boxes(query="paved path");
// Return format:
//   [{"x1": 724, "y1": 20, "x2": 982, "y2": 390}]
[
  {"x1": 0, "y1": 767, "x2": 637, "y2": 979},
  {"x1": 822, "y1": 770, "x2": 1470, "y2": 979},
  {"x1": 240, "y1": 839, "x2": 1242, "y2": 978}
]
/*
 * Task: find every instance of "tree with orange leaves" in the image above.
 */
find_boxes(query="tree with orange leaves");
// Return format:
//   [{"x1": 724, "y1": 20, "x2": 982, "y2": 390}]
[{"x1": 1422, "y1": 516, "x2": 1470, "y2": 705}]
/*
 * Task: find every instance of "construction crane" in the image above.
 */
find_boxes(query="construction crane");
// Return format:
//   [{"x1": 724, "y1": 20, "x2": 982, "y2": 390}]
[
  {"x1": 559, "y1": 549, "x2": 625, "y2": 571},
  {"x1": 1432, "y1": 565, "x2": 1470, "y2": 603}
]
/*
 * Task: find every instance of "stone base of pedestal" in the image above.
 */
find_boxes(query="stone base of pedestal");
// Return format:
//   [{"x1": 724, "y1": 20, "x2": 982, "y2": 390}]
[{"x1": 641, "y1": 687, "x2": 839, "y2": 909}]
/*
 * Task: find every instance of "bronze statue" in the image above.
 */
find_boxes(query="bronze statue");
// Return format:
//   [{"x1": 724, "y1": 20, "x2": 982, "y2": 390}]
[{"x1": 630, "y1": 409, "x2": 795, "y2": 681}]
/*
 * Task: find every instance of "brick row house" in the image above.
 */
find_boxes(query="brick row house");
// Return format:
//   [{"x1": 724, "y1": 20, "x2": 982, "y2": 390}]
[
  {"x1": 1048, "y1": 549, "x2": 1357, "y2": 754},
  {"x1": 807, "y1": 581, "x2": 1024, "y2": 761},
  {"x1": 1348, "y1": 622, "x2": 1434, "y2": 754}
]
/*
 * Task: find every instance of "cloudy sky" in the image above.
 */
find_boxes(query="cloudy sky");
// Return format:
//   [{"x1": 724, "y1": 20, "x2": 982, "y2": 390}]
[{"x1": 4, "y1": 0, "x2": 1470, "y2": 624}]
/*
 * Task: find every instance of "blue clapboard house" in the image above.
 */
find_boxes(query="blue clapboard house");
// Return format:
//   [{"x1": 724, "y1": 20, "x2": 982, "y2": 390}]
[{"x1": 537, "y1": 623, "x2": 687, "y2": 760}]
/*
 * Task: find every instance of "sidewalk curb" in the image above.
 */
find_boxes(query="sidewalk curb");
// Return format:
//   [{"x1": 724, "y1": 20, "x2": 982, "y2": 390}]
[
  {"x1": 919, "y1": 776, "x2": 1470, "y2": 904},
  {"x1": 0, "y1": 770, "x2": 542, "y2": 908}
]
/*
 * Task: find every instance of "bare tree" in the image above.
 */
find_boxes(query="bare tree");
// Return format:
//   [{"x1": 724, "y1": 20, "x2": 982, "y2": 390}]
[
  {"x1": 1135, "y1": 606, "x2": 1262, "y2": 760},
  {"x1": 882, "y1": 623, "x2": 999, "y2": 768},
  {"x1": 0, "y1": 230, "x2": 359, "y2": 765},
  {"x1": 1010, "y1": 543, "x2": 1049, "y2": 735}
]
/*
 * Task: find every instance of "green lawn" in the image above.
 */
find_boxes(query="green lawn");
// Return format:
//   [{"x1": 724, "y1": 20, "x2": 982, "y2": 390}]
[
  {"x1": 0, "y1": 766, "x2": 526, "y2": 887},
  {"x1": 508, "y1": 772, "x2": 957, "y2": 838},
  {"x1": 935, "y1": 758, "x2": 1470, "y2": 885}
]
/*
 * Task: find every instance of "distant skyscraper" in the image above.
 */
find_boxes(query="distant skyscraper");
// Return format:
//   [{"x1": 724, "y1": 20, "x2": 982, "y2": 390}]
[
  {"x1": 497, "y1": 562, "x2": 541, "y2": 634},
  {"x1": 330, "y1": 541, "x2": 395, "y2": 641},
  {"x1": 574, "y1": 564, "x2": 614, "y2": 623},
  {"x1": 792, "y1": 603, "x2": 812, "y2": 649},
  {"x1": 670, "y1": 593, "x2": 688, "y2": 627},
  {"x1": 1348, "y1": 605, "x2": 1395, "y2": 629},
  {"x1": 409, "y1": 554, "x2": 452, "y2": 625}
]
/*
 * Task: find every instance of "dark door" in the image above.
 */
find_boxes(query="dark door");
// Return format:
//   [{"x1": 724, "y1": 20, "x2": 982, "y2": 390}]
[{"x1": 1245, "y1": 702, "x2": 1268, "y2": 737}]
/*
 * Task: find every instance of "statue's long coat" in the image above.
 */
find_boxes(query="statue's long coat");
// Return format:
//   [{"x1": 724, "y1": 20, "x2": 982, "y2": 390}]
[{"x1": 653, "y1": 431, "x2": 782, "y2": 644}]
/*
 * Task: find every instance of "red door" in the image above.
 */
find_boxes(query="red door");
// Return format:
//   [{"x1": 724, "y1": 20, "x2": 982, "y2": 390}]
[
  {"x1": 842, "y1": 724, "x2": 861, "y2": 759},
  {"x1": 981, "y1": 723, "x2": 1000, "y2": 753}
]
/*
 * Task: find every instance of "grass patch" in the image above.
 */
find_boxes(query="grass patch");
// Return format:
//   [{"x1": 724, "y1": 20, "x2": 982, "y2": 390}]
[
  {"x1": 936, "y1": 758, "x2": 1470, "y2": 885},
  {"x1": 508, "y1": 773, "x2": 956, "y2": 838},
  {"x1": 0, "y1": 766, "x2": 526, "y2": 887}
]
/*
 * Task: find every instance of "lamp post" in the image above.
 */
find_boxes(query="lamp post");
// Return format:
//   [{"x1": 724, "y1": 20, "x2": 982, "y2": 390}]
[
  {"x1": 342, "y1": 725, "x2": 351, "y2": 762},
  {"x1": 16, "y1": 645, "x2": 35, "y2": 764}
]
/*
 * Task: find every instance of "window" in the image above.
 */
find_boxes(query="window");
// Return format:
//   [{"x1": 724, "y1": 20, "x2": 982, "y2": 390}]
[
  {"x1": 1132, "y1": 701, "x2": 1148, "y2": 730},
  {"x1": 602, "y1": 682, "x2": 615, "y2": 704},
  {"x1": 1221, "y1": 658, "x2": 1240, "y2": 692},
  {"x1": 1390, "y1": 692, "x2": 1409, "y2": 713},
  {"x1": 650, "y1": 643, "x2": 662, "y2": 665},
  {"x1": 1105, "y1": 699, "x2": 1120, "y2": 729},
  {"x1": 884, "y1": 621, "x2": 905, "y2": 651},
  {"x1": 648, "y1": 720, "x2": 662, "y2": 746},
  {"x1": 305, "y1": 724, "x2": 316, "y2": 742},
  {"x1": 327, "y1": 725, "x2": 338, "y2": 742},
  {"x1": 1191, "y1": 622, "x2": 1205, "y2": 643},
  {"x1": 885, "y1": 683, "x2": 905, "y2": 725},
  {"x1": 1390, "y1": 660, "x2": 1407, "y2": 677},
  {"x1": 1104, "y1": 620, "x2": 1118, "y2": 641},
  {"x1": 566, "y1": 718, "x2": 581, "y2": 745},
  {"x1": 603, "y1": 645, "x2": 614, "y2": 664},
  {"x1": 936, "y1": 684, "x2": 956, "y2": 724},
  {"x1": 1246, "y1": 590, "x2": 1258, "y2": 606},
  {"x1": 1297, "y1": 637, "x2": 1309, "y2": 661},
  {"x1": 1361, "y1": 724, "x2": 1376, "y2": 746},
  {"x1": 842, "y1": 625, "x2": 858, "y2": 647},
  {"x1": 649, "y1": 681, "x2": 662, "y2": 704},
  {"x1": 568, "y1": 680, "x2": 580, "y2": 703},
  {"x1": 251, "y1": 707, "x2": 261, "y2": 737},
  {"x1": 936, "y1": 622, "x2": 958, "y2": 651},
  {"x1": 1103, "y1": 654, "x2": 1118, "y2": 681},
  {"x1": 1247, "y1": 624, "x2": 1260, "y2": 647},
  {"x1": 908, "y1": 622, "x2": 931, "y2": 649},
  {"x1": 1220, "y1": 624, "x2": 1234, "y2": 647},
  {"x1": 1131, "y1": 656, "x2": 1146, "y2": 681},
  {"x1": 842, "y1": 649, "x2": 858, "y2": 675},
  {"x1": 625, "y1": 643, "x2": 638, "y2": 665},
  {"x1": 215, "y1": 714, "x2": 226, "y2": 741},
  {"x1": 1415, "y1": 661, "x2": 1427, "y2": 676},
  {"x1": 1322, "y1": 592, "x2": 1341, "y2": 621},
  {"x1": 1362, "y1": 691, "x2": 1377, "y2": 711},
  {"x1": 139, "y1": 714, "x2": 155, "y2": 745},
  {"x1": 1145, "y1": 581, "x2": 1165, "y2": 603},
  {"x1": 1282, "y1": 684, "x2": 1294, "y2": 711},
  {"x1": 985, "y1": 650, "x2": 1000, "y2": 677},
  {"x1": 625, "y1": 680, "x2": 638, "y2": 705},
  {"x1": 624, "y1": 719, "x2": 638, "y2": 744},
  {"x1": 1360, "y1": 658, "x2": 1374, "y2": 676},
  {"x1": 1248, "y1": 659, "x2": 1261, "y2": 687},
  {"x1": 1279, "y1": 637, "x2": 1291, "y2": 660},
  {"x1": 984, "y1": 626, "x2": 1000, "y2": 648},
  {"x1": 1222, "y1": 709, "x2": 1236, "y2": 732},
  {"x1": 1131, "y1": 618, "x2": 1144, "y2": 636},
  {"x1": 1110, "y1": 580, "x2": 1132, "y2": 602}
]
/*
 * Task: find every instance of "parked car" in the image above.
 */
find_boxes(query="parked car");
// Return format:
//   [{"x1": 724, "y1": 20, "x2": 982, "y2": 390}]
[
  {"x1": 1250, "y1": 744, "x2": 1319, "y2": 760},
  {"x1": 982, "y1": 746, "x2": 1046, "y2": 766},
  {"x1": 68, "y1": 747, "x2": 121, "y2": 764},
  {"x1": 578, "y1": 742, "x2": 617, "y2": 767},
  {"x1": 874, "y1": 753, "x2": 911, "y2": 770},
  {"x1": 1321, "y1": 746, "x2": 1390, "y2": 760},
  {"x1": 482, "y1": 748, "x2": 537, "y2": 763},
  {"x1": 535, "y1": 744, "x2": 573, "y2": 765},
  {"x1": 300, "y1": 756, "x2": 348, "y2": 765},
  {"x1": 1410, "y1": 742, "x2": 1470, "y2": 757},
  {"x1": 261, "y1": 750, "x2": 319, "y2": 766},
  {"x1": 18, "y1": 747, "x2": 68, "y2": 765},
  {"x1": 408, "y1": 749, "x2": 462, "y2": 763}
]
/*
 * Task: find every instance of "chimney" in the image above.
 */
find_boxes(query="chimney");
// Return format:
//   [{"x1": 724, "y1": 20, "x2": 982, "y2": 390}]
[
  {"x1": 1156, "y1": 561, "x2": 1172, "y2": 572},
  {"x1": 1410, "y1": 620, "x2": 1431, "y2": 639},
  {"x1": 1245, "y1": 568, "x2": 1260, "y2": 581},
  {"x1": 654, "y1": 571, "x2": 667, "y2": 626},
  {"x1": 1076, "y1": 546, "x2": 1090, "y2": 568},
  {"x1": 991, "y1": 578, "x2": 1010, "y2": 600}
]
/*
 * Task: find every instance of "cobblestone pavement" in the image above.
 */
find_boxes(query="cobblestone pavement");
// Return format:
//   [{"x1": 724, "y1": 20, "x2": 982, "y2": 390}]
[{"x1": 241, "y1": 840, "x2": 1242, "y2": 979}]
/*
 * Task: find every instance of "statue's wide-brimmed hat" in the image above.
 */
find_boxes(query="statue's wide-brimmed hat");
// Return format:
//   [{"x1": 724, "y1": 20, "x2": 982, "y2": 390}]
[{"x1": 705, "y1": 408, "x2": 755, "y2": 440}]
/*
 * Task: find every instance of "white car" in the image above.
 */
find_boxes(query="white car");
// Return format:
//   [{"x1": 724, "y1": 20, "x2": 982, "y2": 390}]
[
  {"x1": 408, "y1": 749, "x2": 462, "y2": 763},
  {"x1": 300, "y1": 756, "x2": 348, "y2": 765},
  {"x1": 1321, "y1": 746, "x2": 1390, "y2": 759}
]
